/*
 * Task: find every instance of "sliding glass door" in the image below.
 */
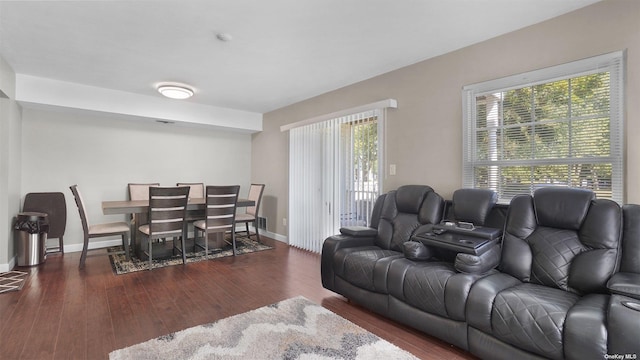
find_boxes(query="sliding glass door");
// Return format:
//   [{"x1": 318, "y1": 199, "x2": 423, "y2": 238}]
[{"x1": 289, "y1": 109, "x2": 383, "y2": 253}]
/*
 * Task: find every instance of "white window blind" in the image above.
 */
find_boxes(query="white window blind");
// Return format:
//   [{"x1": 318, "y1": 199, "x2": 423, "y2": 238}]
[
  {"x1": 286, "y1": 101, "x2": 394, "y2": 253},
  {"x1": 463, "y1": 51, "x2": 624, "y2": 203}
]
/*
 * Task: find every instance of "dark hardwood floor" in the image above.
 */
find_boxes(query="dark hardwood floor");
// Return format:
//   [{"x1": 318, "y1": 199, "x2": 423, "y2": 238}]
[{"x1": 0, "y1": 237, "x2": 476, "y2": 359}]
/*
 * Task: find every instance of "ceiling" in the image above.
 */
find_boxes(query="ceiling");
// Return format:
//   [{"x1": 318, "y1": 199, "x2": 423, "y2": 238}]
[{"x1": 0, "y1": 0, "x2": 601, "y2": 115}]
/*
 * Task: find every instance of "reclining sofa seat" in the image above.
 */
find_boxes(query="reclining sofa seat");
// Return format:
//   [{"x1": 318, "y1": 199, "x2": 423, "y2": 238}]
[
  {"x1": 466, "y1": 187, "x2": 622, "y2": 360},
  {"x1": 321, "y1": 185, "x2": 443, "y2": 315},
  {"x1": 606, "y1": 204, "x2": 640, "y2": 354},
  {"x1": 387, "y1": 188, "x2": 499, "y2": 351}
]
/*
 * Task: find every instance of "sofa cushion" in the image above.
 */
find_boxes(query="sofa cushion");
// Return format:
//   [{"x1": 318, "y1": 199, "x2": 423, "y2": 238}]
[
  {"x1": 491, "y1": 283, "x2": 580, "y2": 360},
  {"x1": 533, "y1": 187, "x2": 594, "y2": 230},
  {"x1": 528, "y1": 227, "x2": 585, "y2": 291},
  {"x1": 401, "y1": 262, "x2": 457, "y2": 318},
  {"x1": 402, "y1": 241, "x2": 432, "y2": 261},
  {"x1": 452, "y1": 188, "x2": 497, "y2": 226},
  {"x1": 334, "y1": 246, "x2": 401, "y2": 292},
  {"x1": 375, "y1": 185, "x2": 443, "y2": 251},
  {"x1": 395, "y1": 185, "x2": 432, "y2": 214}
]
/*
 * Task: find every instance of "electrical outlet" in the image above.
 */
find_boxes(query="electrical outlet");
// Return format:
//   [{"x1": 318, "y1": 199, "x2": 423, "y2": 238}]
[
  {"x1": 282, "y1": 218, "x2": 287, "y2": 226},
  {"x1": 390, "y1": 164, "x2": 397, "y2": 175}
]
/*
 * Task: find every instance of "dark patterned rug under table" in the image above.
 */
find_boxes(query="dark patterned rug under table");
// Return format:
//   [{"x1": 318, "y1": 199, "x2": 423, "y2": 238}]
[
  {"x1": 108, "y1": 237, "x2": 273, "y2": 275},
  {"x1": 109, "y1": 296, "x2": 418, "y2": 360}
]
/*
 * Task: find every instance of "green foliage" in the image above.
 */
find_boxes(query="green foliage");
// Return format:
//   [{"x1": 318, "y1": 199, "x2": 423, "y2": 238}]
[
  {"x1": 475, "y1": 72, "x2": 612, "y2": 197},
  {"x1": 351, "y1": 120, "x2": 378, "y2": 182}
]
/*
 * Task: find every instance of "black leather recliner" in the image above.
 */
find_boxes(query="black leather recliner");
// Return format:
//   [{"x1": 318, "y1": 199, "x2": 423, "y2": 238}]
[
  {"x1": 321, "y1": 185, "x2": 444, "y2": 315},
  {"x1": 466, "y1": 187, "x2": 622, "y2": 360},
  {"x1": 386, "y1": 188, "x2": 499, "y2": 350}
]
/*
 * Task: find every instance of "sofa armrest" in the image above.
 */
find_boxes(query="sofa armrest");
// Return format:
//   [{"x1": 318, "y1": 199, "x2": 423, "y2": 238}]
[
  {"x1": 454, "y1": 244, "x2": 500, "y2": 274},
  {"x1": 340, "y1": 226, "x2": 378, "y2": 237},
  {"x1": 321, "y1": 234, "x2": 377, "y2": 291},
  {"x1": 608, "y1": 294, "x2": 640, "y2": 355},
  {"x1": 466, "y1": 273, "x2": 522, "y2": 333},
  {"x1": 607, "y1": 272, "x2": 640, "y2": 300}
]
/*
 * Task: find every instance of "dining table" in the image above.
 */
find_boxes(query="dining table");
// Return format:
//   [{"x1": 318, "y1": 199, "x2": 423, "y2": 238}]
[{"x1": 102, "y1": 197, "x2": 255, "y2": 259}]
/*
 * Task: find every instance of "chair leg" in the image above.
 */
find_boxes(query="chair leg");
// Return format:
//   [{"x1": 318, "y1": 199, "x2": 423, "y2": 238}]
[
  {"x1": 245, "y1": 222, "x2": 250, "y2": 239},
  {"x1": 231, "y1": 229, "x2": 237, "y2": 256},
  {"x1": 204, "y1": 231, "x2": 209, "y2": 258},
  {"x1": 123, "y1": 233, "x2": 130, "y2": 261},
  {"x1": 79, "y1": 235, "x2": 89, "y2": 269},
  {"x1": 254, "y1": 221, "x2": 261, "y2": 243},
  {"x1": 193, "y1": 227, "x2": 199, "y2": 253},
  {"x1": 181, "y1": 233, "x2": 187, "y2": 265},
  {"x1": 59, "y1": 236, "x2": 64, "y2": 254},
  {"x1": 148, "y1": 236, "x2": 153, "y2": 270}
]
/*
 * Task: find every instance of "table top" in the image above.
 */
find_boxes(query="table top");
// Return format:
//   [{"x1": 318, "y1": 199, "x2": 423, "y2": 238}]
[{"x1": 102, "y1": 198, "x2": 254, "y2": 215}]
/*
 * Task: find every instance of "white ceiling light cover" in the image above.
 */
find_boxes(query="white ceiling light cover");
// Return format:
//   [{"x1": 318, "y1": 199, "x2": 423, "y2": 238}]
[{"x1": 157, "y1": 84, "x2": 194, "y2": 99}]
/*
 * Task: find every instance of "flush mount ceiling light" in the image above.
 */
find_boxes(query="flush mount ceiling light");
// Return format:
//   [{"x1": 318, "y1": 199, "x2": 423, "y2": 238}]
[{"x1": 157, "y1": 84, "x2": 194, "y2": 99}]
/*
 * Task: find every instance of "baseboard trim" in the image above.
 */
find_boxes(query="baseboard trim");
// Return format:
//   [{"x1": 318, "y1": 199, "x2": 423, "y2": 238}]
[{"x1": 0, "y1": 228, "x2": 288, "y2": 271}]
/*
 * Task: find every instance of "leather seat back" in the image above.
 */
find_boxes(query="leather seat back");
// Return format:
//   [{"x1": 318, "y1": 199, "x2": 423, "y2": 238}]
[
  {"x1": 375, "y1": 185, "x2": 443, "y2": 251},
  {"x1": 451, "y1": 188, "x2": 497, "y2": 225},
  {"x1": 501, "y1": 187, "x2": 622, "y2": 294}
]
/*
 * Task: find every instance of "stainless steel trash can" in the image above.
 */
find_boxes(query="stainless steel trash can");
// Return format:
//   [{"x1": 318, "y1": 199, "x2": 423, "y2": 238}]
[{"x1": 15, "y1": 212, "x2": 49, "y2": 266}]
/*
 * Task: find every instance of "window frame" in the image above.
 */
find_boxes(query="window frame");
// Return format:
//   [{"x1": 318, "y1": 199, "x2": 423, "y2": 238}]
[{"x1": 462, "y1": 51, "x2": 625, "y2": 204}]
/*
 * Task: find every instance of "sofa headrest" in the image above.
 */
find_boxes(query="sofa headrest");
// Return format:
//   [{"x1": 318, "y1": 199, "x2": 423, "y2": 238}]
[
  {"x1": 452, "y1": 188, "x2": 497, "y2": 226},
  {"x1": 395, "y1": 185, "x2": 433, "y2": 214},
  {"x1": 534, "y1": 187, "x2": 595, "y2": 230}
]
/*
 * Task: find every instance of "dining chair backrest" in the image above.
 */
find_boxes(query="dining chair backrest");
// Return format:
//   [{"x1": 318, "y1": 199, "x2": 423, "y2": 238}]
[
  {"x1": 204, "y1": 185, "x2": 240, "y2": 232},
  {"x1": 245, "y1": 184, "x2": 265, "y2": 217},
  {"x1": 69, "y1": 185, "x2": 90, "y2": 237},
  {"x1": 128, "y1": 183, "x2": 160, "y2": 201},
  {"x1": 176, "y1": 183, "x2": 205, "y2": 199},
  {"x1": 147, "y1": 186, "x2": 190, "y2": 240}
]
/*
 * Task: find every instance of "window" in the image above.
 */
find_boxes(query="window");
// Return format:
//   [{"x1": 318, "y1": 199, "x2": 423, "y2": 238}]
[
  {"x1": 283, "y1": 99, "x2": 395, "y2": 252},
  {"x1": 463, "y1": 52, "x2": 624, "y2": 203}
]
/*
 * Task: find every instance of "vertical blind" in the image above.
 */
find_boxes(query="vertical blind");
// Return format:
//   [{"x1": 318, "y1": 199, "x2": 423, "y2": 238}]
[
  {"x1": 287, "y1": 104, "x2": 390, "y2": 253},
  {"x1": 463, "y1": 51, "x2": 624, "y2": 203},
  {"x1": 288, "y1": 117, "x2": 341, "y2": 253}
]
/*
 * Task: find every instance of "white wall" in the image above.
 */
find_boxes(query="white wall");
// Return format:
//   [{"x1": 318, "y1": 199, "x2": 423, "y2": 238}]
[
  {"x1": 0, "y1": 55, "x2": 22, "y2": 271},
  {"x1": 21, "y1": 107, "x2": 252, "y2": 250}
]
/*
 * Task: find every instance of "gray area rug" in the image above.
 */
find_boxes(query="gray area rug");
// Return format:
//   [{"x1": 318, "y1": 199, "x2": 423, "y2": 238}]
[
  {"x1": 109, "y1": 296, "x2": 418, "y2": 360},
  {"x1": 108, "y1": 237, "x2": 272, "y2": 275},
  {"x1": 0, "y1": 270, "x2": 28, "y2": 294}
]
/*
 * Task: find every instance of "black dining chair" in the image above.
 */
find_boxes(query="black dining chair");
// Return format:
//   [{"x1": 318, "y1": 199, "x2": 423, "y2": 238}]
[
  {"x1": 137, "y1": 186, "x2": 190, "y2": 270},
  {"x1": 193, "y1": 185, "x2": 240, "y2": 257}
]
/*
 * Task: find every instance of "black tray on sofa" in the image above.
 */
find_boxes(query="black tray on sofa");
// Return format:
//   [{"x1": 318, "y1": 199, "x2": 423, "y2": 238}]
[{"x1": 413, "y1": 232, "x2": 497, "y2": 255}]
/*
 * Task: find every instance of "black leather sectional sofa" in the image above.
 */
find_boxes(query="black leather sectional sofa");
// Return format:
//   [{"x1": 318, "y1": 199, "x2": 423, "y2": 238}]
[{"x1": 321, "y1": 185, "x2": 640, "y2": 359}]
